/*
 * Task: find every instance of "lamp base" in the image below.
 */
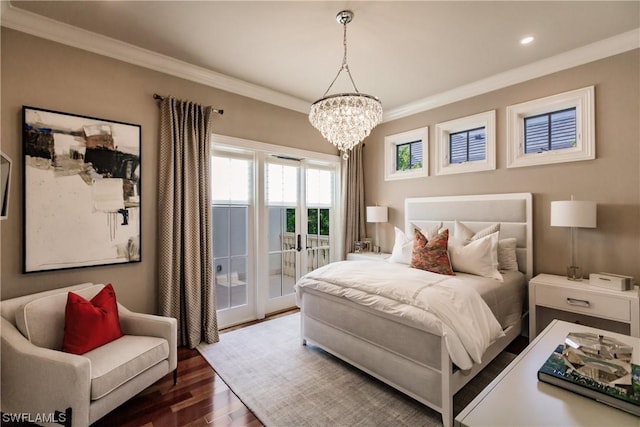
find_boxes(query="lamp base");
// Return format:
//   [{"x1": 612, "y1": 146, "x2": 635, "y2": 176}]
[{"x1": 566, "y1": 266, "x2": 584, "y2": 281}]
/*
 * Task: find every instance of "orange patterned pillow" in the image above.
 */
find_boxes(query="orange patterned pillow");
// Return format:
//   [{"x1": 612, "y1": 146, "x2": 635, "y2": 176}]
[{"x1": 410, "y1": 228, "x2": 455, "y2": 275}]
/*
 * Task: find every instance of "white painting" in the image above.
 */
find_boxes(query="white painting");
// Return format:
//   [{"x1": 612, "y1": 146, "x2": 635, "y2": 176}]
[{"x1": 23, "y1": 106, "x2": 141, "y2": 272}]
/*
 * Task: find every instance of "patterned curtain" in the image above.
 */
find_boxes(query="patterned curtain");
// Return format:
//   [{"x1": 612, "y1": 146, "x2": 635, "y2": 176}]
[
  {"x1": 158, "y1": 97, "x2": 219, "y2": 348},
  {"x1": 341, "y1": 144, "x2": 366, "y2": 258}
]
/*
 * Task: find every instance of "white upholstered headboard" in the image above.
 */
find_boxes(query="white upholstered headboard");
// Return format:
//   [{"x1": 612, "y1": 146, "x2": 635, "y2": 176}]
[{"x1": 405, "y1": 193, "x2": 533, "y2": 281}]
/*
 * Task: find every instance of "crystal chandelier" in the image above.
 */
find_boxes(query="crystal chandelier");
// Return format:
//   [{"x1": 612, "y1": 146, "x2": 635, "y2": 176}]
[{"x1": 309, "y1": 10, "x2": 383, "y2": 159}]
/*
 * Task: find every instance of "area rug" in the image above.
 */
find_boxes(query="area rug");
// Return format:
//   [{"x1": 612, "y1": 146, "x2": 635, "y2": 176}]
[{"x1": 197, "y1": 313, "x2": 515, "y2": 427}]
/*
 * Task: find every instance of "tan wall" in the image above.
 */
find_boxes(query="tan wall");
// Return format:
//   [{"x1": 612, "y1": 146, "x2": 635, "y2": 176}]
[
  {"x1": 0, "y1": 28, "x2": 334, "y2": 312},
  {"x1": 363, "y1": 50, "x2": 640, "y2": 280}
]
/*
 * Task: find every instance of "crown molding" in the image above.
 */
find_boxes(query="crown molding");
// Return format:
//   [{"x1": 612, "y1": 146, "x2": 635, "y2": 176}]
[
  {"x1": 2, "y1": 2, "x2": 638, "y2": 123},
  {"x1": 383, "y1": 28, "x2": 640, "y2": 122},
  {"x1": 0, "y1": 1, "x2": 311, "y2": 114}
]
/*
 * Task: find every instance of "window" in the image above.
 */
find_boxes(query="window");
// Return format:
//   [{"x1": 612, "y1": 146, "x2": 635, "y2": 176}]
[
  {"x1": 306, "y1": 167, "x2": 332, "y2": 237},
  {"x1": 396, "y1": 140, "x2": 423, "y2": 171},
  {"x1": 507, "y1": 86, "x2": 594, "y2": 168},
  {"x1": 449, "y1": 127, "x2": 486, "y2": 163},
  {"x1": 524, "y1": 108, "x2": 576, "y2": 153},
  {"x1": 305, "y1": 165, "x2": 333, "y2": 273},
  {"x1": 435, "y1": 110, "x2": 495, "y2": 175},
  {"x1": 384, "y1": 127, "x2": 428, "y2": 181},
  {"x1": 266, "y1": 162, "x2": 297, "y2": 206},
  {"x1": 212, "y1": 150, "x2": 253, "y2": 311}
]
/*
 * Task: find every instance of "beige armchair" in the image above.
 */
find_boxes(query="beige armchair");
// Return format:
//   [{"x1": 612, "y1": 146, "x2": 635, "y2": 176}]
[{"x1": 1, "y1": 283, "x2": 177, "y2": 427}]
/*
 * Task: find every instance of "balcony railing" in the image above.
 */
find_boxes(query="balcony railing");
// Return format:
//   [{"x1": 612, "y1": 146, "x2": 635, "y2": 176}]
[{"x1": 281, "y1": 232, "x2": 330, "y2": 276}]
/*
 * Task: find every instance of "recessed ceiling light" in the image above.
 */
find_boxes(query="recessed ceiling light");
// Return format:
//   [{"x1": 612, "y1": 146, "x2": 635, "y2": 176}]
[{"x1": 520, "y1": 36, "x2": 535, "y2": 45}]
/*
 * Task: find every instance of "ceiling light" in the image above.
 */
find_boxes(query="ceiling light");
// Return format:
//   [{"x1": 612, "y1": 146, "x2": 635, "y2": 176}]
[
  {"x1": 309, "y1": 10, "x2": 383, "y2": 160},
  {"x1": 520, "y1": 36, "x2": 535, "y2": 45}
]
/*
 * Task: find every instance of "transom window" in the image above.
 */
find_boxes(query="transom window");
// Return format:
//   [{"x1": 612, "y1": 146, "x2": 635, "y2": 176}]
[
  {"x1": 435, "y1": 110, "x2": 495, "y2": 175},
  {"x1": 524, "y1": 107, "x2": 576, "y2": 153},
  {"x1": 384, "y1": 127, "x2": 429, "y2": 181},
  {"x1": 449, "y1": 127, "x2": 486, "y2": 163},
  {"x1": 396, "y1": 140, "x2": 423, "y2": 171},
  {"x1": 507, "y1": 86, "x2": 594, "y2": 168}
]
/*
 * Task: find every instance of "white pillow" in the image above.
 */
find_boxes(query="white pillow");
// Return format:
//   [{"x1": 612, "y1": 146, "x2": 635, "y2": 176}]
[
  {"x1": 454, "y1": 220, "x2": 500, "y2": 242},
  {"x1": 389, "y1": 227, "x2": 413, "y2": 264},
  {"x1": 498, "y1": 237, "x2": 519, "y2": 271},
  {"x1": 454, "y1": 220, "x2": 518, "y2": 272},
  {"x1": 449, "y1": 231, "x2": 503, "y2": 281},
  {"x1": 389, "y1": 223, "x2": 442, "y2": 264}
]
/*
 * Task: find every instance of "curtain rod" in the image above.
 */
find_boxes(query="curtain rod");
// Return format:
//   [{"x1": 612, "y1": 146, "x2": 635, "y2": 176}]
[{"x1": 153, "y1": 93, "x2": 224, "y2": 115}]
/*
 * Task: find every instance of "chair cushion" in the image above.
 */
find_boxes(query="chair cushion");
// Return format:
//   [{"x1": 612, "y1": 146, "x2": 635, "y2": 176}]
[
  {"x1": 15, "y1": 285, "x2": 105, "y2": 350},
  {"x1": 85, "y1": 335, "x2": 169, "y2": 400},
  {"x1": 62, "y1": 284, "x2": 123, "y2": 355}
]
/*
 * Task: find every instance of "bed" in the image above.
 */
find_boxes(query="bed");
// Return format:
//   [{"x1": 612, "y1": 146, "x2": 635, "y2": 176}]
[{"x1": 295, "y1": 193, "x2": 532, "y2": 427}]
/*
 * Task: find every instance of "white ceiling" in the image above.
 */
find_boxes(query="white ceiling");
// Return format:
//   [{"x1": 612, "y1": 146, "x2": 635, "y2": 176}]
[{"x1": 4, "y1": 1, "x2": 640, "y2": 121}]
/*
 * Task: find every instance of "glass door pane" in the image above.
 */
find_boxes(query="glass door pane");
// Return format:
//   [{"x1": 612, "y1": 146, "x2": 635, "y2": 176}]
[
  {"x1": 212, "y1": 151, "x2": 253, "y2": 327},
  {"x1": 304, "y1": 166, "x2": 333, "y2": 275},
  {"x1": 213, "y1": 206, "x2": 248, "y2": 310},
  {"x1": 268, "y1": 207, "x2": 297, "y2": 298},
  {"x1": 304, "y1": 208, "x2": 330, "y2": 274},
  {"x1": 266, "y1": 161, "x2": 299, "y2": 303}
]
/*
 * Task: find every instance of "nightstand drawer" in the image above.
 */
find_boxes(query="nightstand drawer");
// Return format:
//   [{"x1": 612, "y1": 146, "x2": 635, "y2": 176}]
[{"x1": 535, "y1": 285, "x2": 631, "y2": 322}]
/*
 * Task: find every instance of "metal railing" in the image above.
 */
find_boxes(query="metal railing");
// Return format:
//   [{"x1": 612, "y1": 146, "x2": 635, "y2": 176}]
[{"x1": 281, "y1": 232, "x2": 330, "y2": 276}]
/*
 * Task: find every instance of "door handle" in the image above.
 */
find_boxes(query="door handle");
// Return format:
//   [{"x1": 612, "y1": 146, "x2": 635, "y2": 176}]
[{"x1": 296, "y1": 234, "x2": 302, "y2": 252}]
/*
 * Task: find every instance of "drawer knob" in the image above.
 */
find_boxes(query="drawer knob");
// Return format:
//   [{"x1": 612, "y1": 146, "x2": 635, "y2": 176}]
[{"x1": 566, "y1": 297, "x2": 590, "y2": 308}]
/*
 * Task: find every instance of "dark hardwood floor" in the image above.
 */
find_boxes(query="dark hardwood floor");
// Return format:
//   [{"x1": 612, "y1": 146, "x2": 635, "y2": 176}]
[
  {"x1": 94, "y1": 346, "x2": 262, "y2": 427},
  {"x1": 93, "y1": 310, "x2": 297, "y2": 427}
]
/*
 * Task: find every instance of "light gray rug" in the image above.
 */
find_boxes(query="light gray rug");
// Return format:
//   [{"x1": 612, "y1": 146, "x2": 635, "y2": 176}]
[{"x1": 197, "y1": 313, "x2": 515, "y2": 427}]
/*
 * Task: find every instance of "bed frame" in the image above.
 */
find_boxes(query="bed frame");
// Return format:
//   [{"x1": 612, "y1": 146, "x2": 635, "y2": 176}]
[{"x1": 299, "y1": 193, "x2": 532, "y2": 427}]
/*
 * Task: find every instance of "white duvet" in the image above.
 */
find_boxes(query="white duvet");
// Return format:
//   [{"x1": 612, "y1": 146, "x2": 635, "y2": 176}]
[{"x1": 295, "y1": 260, "x2": 505, "y2": 370}]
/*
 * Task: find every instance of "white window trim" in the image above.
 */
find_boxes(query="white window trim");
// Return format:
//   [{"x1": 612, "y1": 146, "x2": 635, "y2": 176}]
[
  {"x1": 506, "y1": 86, "x2": 595, "y2": 168},
  {"x1": 384, "y1": 127, "x2": 429, "y2": 181},
  {"x1": 434, "y1": 110, "x2": 496, "y2": 175}
]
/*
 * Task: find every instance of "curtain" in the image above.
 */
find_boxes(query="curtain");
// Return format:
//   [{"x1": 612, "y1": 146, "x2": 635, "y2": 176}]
[
  {"x1": 341, "y1": 144, "x2": 366, "y2": 258},
  {"x1": 158, "y1": 97, "x2": 219, "y2": 348}
]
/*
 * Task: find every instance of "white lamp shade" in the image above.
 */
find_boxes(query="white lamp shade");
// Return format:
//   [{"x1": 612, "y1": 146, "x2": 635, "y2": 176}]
[
  {"x1": 366, "y1": 206, "x2": 388, "y2": 223},
  {"x1": 550, "y1": 200, "x2": 597, "y2": 228}
]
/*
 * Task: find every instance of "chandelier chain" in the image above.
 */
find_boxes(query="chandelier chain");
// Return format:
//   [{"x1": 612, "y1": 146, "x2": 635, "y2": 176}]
[{"x1": 321, "y1": 17, "x2": 360, "y2": 98}]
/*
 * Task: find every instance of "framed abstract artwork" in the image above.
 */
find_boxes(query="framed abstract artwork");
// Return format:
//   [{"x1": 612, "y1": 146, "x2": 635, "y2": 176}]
[{"x1": 22, "y1": 106, "x2": 141, "y2": 273}]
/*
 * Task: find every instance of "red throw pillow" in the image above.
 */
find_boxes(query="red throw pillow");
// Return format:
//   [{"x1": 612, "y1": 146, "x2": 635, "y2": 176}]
[{"x1": 62, "y1": 283, "x2": 123, "y2": 355}]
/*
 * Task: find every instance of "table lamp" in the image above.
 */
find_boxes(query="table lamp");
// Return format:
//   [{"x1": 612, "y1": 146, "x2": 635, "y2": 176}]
[
  {"x1": 550, "y1": 196, "x2": 597, "y2": 281},
  {"x1": 366, "y1": 206, "x2": 388, "y2": 253}
]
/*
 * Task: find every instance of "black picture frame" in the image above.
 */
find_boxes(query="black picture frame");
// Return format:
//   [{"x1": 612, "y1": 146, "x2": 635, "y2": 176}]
[
  {"x1": 0, "y1": 151, "x2": 11, "y2": 220},
  {"x1": 22, "y1": 106, "x2": 141, "y2": 273}
]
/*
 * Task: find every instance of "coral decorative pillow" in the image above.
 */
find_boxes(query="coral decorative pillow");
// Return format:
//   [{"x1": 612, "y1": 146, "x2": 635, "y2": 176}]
[
  {"x1": 410, "y1": 229, "x2": 454, "y2": 276},
  {"x1": 62, "y1": 284, "x2": 123, "y2": 355}
]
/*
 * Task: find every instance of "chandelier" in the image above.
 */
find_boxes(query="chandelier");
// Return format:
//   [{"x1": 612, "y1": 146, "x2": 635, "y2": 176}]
[{"x1": 309, "y1": 10, "x2": 383, "y2": 160}]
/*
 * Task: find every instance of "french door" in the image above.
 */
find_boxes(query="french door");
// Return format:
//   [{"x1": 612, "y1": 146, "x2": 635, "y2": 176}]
[
  {"x1": 212, "y1": 135, "x2": 340, "y2": 328},
  {"x1": 264, "y1": 158, "x2": 336, "y2": 313}
]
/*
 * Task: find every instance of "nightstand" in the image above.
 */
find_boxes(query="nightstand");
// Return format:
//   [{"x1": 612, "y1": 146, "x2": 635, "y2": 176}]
[
  {"x1": 346, "y1": 252, "x2": 391, "y2": 261},
  {"x1": 528, "y1": 273, "x2": 639, "y2": 341}
]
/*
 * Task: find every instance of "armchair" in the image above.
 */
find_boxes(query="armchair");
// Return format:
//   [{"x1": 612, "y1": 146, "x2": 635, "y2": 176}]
[{"x1": 1, "y1": 283, "x2": 177, "y2": 427}]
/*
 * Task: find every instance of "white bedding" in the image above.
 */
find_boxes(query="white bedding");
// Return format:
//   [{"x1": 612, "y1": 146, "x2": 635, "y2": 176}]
[{"x1": 295, "y1": 260, "x2": 505, "y2": 370}]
